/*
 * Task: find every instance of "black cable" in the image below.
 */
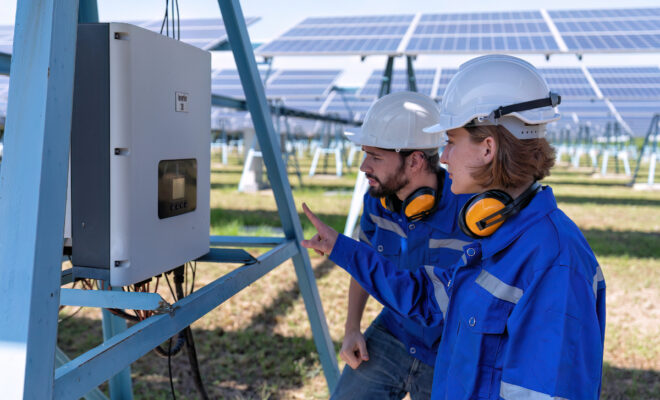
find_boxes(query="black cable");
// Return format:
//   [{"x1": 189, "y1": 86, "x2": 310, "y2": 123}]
[
  {"x1": 177, "y1": 0, "x2": 181, "y2": 40},
  {"x1": 168, "y1": 337, "x2": 176, "y2": 400},
  {"x1": 173, "y1": 265, "x2": 209, "y2": 399},
  {"x1": 184, "y1": 326, "x2": 210, "y2": 400},
  {"x1": 160, "y1": 0, "x2": 169, "y2": 35}
]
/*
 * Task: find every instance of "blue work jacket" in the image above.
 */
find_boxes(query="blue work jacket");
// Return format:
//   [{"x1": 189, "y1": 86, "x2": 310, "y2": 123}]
[
  {"x1": 357, "y1": 171, "x2": 471, "y2": 366},
  {"x1": 331, "y1": 186, "x2": 606, "y2": 399}
]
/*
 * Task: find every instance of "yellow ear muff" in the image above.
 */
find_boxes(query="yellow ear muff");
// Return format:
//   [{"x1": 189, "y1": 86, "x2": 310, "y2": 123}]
[
  {"x1": 463, "y1": 197, "x2": 508, "y2": 237},
  {"x1": 380, "y1": 197, "x2": 389, "y2": 210}
]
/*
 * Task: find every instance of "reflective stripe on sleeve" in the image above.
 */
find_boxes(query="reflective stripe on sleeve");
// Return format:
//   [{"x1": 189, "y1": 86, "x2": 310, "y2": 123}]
[
  {"x1": 592, "y1": 265, "x2": 605, "y2": 297},
  {"x1": 461, "y1": 254, "x2": 467, "y2": 265},
  {"x1": 429, "y1": 238, "x2": 472, "y2": 251},
  {"x1": 500, "y1": 381, "x2": 569, "y2": 400},
  {"x1": 369, "y1": 213, "x2": 407, "y2": 238},
  {"x1": 475, "y1": 269, "x2": 523, "y2": 304},
  {"x1": 424, "y1": 265, "x2": 448, "y2": 317}
]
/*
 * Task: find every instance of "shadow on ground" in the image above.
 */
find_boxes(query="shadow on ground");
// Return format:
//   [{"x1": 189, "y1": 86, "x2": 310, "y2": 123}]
[
  {"x1": 583, "y1": 229, "x2": 660, "y2": 259},
  {"x1": 602, "y1": 363, "x2": 660, "y2": 399},
  {"x1": 554, "y1": 194, "x2": 660, "y2": 207},
  {"x1": 57, "y1": 259, "x2": 340, "y2": 399}
]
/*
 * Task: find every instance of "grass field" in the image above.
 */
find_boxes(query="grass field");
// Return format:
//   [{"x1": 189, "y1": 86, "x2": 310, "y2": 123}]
[{"x1": 58, "y1": 149, "x2": 660, "y2": 399}]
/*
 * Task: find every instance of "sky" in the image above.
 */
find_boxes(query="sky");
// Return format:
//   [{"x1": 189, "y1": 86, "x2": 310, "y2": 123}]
[{"x1": 1, "y1": 0, "x2": 659, "y2": 86}]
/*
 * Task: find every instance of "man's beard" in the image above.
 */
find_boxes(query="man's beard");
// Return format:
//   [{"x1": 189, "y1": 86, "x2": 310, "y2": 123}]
[{"x1": 366, "y1": 163, "x2": 409, "y2": 198}]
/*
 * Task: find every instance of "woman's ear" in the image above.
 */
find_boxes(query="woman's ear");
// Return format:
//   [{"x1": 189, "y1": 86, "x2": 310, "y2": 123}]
[{"x1": 482, "y1": 136, "x2": 496, "y2": 164}]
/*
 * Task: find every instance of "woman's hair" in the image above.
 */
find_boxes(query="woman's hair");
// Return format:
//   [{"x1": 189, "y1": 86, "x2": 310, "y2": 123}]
[{"x1": 466, "y1": 125, "x2": 555, "y2": 188}]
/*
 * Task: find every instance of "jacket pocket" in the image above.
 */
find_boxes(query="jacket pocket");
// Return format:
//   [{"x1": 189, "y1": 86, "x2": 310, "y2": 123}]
[{"x1": 448, "y1": 295, "x2": 513, "y2": 399}]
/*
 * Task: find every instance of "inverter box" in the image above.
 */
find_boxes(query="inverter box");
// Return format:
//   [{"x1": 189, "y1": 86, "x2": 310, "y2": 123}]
[{"x1": 70, "y1": 23, "x2": 211, "y2": 286}]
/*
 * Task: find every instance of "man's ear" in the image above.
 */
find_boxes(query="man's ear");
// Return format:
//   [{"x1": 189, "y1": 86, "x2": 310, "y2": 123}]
[{"x1": 407, "y1": 151, "x2": 426, "y2": 172}]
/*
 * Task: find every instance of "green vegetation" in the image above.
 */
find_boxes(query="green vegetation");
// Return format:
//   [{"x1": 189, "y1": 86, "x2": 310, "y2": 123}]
[{"x1": 57, "y1": 150, "x2": 660, "y2": 399}]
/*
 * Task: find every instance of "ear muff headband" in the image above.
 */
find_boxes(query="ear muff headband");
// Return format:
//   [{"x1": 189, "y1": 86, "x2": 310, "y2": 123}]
[{"x1": 459, "y1": 182, "x2": 542, "y2": 239}]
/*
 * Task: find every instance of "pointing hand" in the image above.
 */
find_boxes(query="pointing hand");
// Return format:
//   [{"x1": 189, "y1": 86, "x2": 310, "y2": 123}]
[{"x1": 301, "y1": 203, "x2": 339, "y2": 256}]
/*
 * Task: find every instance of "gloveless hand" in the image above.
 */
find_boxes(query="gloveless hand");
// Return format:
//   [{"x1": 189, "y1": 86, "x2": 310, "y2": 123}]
[{"x1": 301, "y1": 202, "x2": 339, "y2": 256}]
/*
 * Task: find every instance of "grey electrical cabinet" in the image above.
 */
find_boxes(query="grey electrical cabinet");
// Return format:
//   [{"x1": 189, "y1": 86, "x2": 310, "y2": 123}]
[{"x1": 70, "y1": 23, "x2": 211, "y2": 286}]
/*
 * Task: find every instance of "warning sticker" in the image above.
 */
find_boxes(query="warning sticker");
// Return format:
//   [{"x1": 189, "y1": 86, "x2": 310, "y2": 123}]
[{"x1": 175, "y1": 92, "x2": 189, "y2": 113}]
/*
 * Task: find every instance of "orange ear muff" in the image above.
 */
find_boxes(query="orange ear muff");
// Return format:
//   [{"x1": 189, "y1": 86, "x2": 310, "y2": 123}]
[
  {"x1": 380, "y1": 197, "x2": 389, "y2": 210},
  {"x1": 402, "y1": 187, "x2": 438, "y2": 221},
  {"x1": 459, "y1": 191, "x2": 512, "y2": 239}
]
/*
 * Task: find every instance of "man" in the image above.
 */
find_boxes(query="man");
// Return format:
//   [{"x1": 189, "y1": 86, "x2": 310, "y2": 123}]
[{"x1": 331, "y1": 91, "x2": 472, "y2": 400}]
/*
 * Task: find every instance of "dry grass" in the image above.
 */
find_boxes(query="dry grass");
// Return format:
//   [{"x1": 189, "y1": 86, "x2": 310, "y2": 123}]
[{"x1": 57, "y1": 154, "x2": 660, "y2": 399}]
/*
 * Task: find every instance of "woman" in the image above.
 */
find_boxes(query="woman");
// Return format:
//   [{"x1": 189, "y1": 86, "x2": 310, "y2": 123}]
[{"x1": 302, "y1": 55, "x2": 605, "y2": 399}]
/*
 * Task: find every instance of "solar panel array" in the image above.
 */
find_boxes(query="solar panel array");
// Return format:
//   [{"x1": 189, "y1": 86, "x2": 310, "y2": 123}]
[
  {"x1": 0, "y1": 25, "x2": 13, "y2": 54},
  {"x1": 211, "y1": 68, "x2": 343, "y2": 132},
  {"x1": 588, "y1": 66, "x2": 660, "y2": 99},
  {"x1": 548, "y1": 8, "x2": 660, "y2": 52},
  {"x1": 139, "y1": 17, "x2": 260, "y2": 50},
  {"x1": 611, "y1": 100, "x2": 660, "y2": 135},
  {"x1": 358, "y1": 68, "x2": 436, "y2": 97},
  {"x1": 408, "y1": 11, "x2": 559, "y2": 53},
  {"x1": 0, "y1": 75, "x2": 8, "y2": 123},
  {"x1": 257, "y1": 7, "x2": 660, "y2": 56},
  {"x1": 257, "y1": 15, "x2": 414, "y2": 56}
]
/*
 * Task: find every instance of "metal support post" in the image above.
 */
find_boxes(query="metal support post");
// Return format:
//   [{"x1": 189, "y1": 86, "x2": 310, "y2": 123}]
[
  {"x1": 378, "y1": 56, "x2": 395, "y2": 98},
  {"x1": 406, "y1": 55, "x2": 417, "y2": 92},
  {"x1": 217, "y1": 0, "x2": 339, "y2": 390},
  {"x1": 0, "y1": 1, "x2": 79, "y2": 398},
  {"x1": 102, "y1": 308, "x2": 133, "y2": 400},
  {"x1": 345, "y1": 57, "x2": 396, "y2": 237}
]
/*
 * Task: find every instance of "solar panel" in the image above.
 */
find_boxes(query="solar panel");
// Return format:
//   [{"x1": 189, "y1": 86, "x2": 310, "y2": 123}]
[
  {"x1": 212, "y1": 69, "x2": 342, "y2": 100},
  {"x1": 435, "y1": 68, "x2": 458, "y2": 99},
  {"x1": 612, "y1": 100, "x2": 660, "y2": 134},
  {"x1": 140, "y1": 17, "x2": 260, "y2": 50},
  {"x1": 212, "y1": 68, "x2": 273, "y2": 99},
  {"x1": 549, "y1": 8, "x2": 660, "y2": 52},
  {"x1": 257, "y1": 15, "x2": 414, "y2": 56},
  {"x1": 588, "y1": 66, "x2": 660, "y2": 99},
  {"x1": 266, "y1": 70, "x2": 341, "y2": 98},
  {"x1": 548, "y1": 99, "x2": 615, "y2": 133},
  {"x1": 325, "y1": 94, "x2": 375, "y2": 121},
  {"x1": 538, "y1": 68, "x2": 597, "y2": 99},
  {"x1": 0, "y1": 75, "x2": 8, "y2": 117},
  {"x1": 358, "y1": 69, "x2": 436, "y2": 97},
  {"x1": 407, "y1": 11, "x2": 559, "y2": 54},
  {"x1": 0, "y1": 25, "x2": 13, "y2": 54}
]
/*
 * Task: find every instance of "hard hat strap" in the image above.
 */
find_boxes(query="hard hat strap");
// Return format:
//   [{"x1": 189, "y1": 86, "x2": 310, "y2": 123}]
[{"x1": 491, "y1": 92, "x2": 561, "y2": 120}]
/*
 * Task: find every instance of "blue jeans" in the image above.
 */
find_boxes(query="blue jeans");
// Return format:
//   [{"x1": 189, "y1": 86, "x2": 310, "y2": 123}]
[{"x1": 331, "y1": 321, "x2": 434, "y2": 400}]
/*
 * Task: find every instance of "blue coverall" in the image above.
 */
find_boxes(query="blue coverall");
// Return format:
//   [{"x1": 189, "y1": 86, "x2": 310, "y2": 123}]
[
  {"x1": 356, "y1": 171, "x2": 472, "y2": 366},
  {"x1": 330, "y1": 186, "x2": 606, "y2": 399}
]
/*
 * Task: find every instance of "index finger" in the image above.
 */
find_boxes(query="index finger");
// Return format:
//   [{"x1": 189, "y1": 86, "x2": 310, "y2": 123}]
[{"x1": 302, "y1": 202, "x2": 324, "y2": 230}]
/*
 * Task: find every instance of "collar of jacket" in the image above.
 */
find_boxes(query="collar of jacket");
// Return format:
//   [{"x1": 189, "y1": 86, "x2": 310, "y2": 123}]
[{"x1": 479, "y1": 185, "x2": 558, "y2": 260}]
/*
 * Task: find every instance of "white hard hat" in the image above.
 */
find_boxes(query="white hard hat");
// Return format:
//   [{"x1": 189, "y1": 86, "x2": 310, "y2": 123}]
[
  {"x1": 345, "y1": 91, "x2": 444, "y2": 150},
  {"x1": 425, "y1": 55, "x2": 561, "y2": 139}
]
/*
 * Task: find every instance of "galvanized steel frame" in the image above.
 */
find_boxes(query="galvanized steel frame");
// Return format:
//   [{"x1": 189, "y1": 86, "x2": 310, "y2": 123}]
[{"x1": 0, "y1": 0, "x2": 339, "y2": 398}]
